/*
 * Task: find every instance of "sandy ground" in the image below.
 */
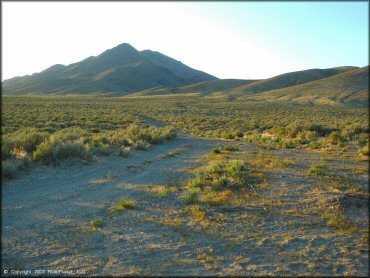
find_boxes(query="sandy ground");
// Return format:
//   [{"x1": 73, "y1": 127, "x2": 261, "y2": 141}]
[
  {"x1": 2, "y1": 132, "x2": 369, "y2": 276},
  {"x1": 2, "y1": 133, "x2": 225, "y2": 275}
]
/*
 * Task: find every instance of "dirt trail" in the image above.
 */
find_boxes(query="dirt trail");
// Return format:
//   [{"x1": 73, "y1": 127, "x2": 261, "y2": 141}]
[
  {"x1": 2, "y1": 132, "x2": 228, "y2": 275},
  {"x1": 2, "y1": 132, "x2": 369, "y2": 276}
]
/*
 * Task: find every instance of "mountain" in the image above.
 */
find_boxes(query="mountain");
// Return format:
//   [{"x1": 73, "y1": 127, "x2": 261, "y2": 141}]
[
  {"x1": 2, "y1": 43, "x2": 217, "y2": 96},
  {"x1": 226, "y1": 66, "x2": 358, "y2": 96},
  {"x1": 131, "y1": 66, "x2": 368, "y2": 106},
  {"x1": 132, "y1": 79, "x2": 258, "y2": 96},
  {"x1": 140, "y1": 50, "x2": 215, "y2": 85},
  {"x1": 3, "y1": 44, "x2": 367, "y2": 106},
  {"x1": 245, "y1": 66, "x2": 369, "y2": 106},
  {"x1": 131, "y1": 66, "x2": 360, "y2": 98}
]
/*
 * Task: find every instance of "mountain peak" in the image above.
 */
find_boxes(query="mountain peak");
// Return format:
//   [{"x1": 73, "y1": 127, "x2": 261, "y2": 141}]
[
  {"x1": 3, "y1": 43, "x2": 216, "y2": 96},
  {"x1": 113, "y1": 43, "x2": 137, "y2": 51},
  {"x1": 91, "y1": 43, "x2": 142, "y2": 70},
  {"x1": 101, "y1": 43, "x2": 139, "y2": 56}
]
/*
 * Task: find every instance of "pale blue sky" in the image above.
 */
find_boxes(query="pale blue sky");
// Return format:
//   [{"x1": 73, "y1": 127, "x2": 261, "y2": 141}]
[
  {"x1": 186, "y1": 2, "x2": 368, "y2": 69},
  {"x1": 2, "y1": 1, "x2": 368, "y2": 80}
]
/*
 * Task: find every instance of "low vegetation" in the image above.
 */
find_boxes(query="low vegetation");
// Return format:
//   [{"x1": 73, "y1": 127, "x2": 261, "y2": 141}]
[
  {"x1": 90, "y1": 218, "x2": 104, "y2": 229},
  {"x1": 110, "y1": 198, "x2": 137, "y2": 213},
  {"x1": 3, "y1": 95, "x2": 366, "y2": 187},
  {"x1": 181, "y1": 152, "x2": 257, "y2": 210},
  {"x1": 145, "y1": 185, "x2": 175, "y2": 198},
  {"x1": 2, "y1": 121, "x2": 176, "y2": 177},
  {"x1": 308, "y1": 163, "x2": 326, "y2": 176},
  {"x1": 3, "y1": 97, "x2": 367, "y2": 160}
]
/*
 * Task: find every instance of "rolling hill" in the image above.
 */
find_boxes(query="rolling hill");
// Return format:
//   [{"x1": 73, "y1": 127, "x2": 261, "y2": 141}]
[
  {"x1": 2, "y1": 43, "x2": 217, "y2": 96},
  {"x1": 226, "y1": 66, "x2": 358, "y2": 96},
  {"x1": 132, "y1": 79, "x2": 258, "y2": 96},
  {"x1": 244, "y1": 66, "x2": 369, "y2": 106},
  {"x1": 131, "y1": 65, "x2": 368, "y2": 106},
  {"x1": 131, "y1": 66, "x2": 363, "y2": 101}
]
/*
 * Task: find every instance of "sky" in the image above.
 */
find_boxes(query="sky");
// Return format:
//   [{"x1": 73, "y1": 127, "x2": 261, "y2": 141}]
[{"x1": 2, "y1": 1, "x2": 368, "y2": 80}]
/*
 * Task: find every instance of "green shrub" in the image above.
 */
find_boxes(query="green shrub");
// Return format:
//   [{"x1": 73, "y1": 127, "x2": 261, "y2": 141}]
[
  {"x1": 33, "y1": 141, "x2": 88, "y2": 164},
  {"x1": 3, "y1": 123, "x2": 177, "y2": 177},
  {"x1": 328, "y1": 132, "x2": 343, "y2": 145},
  {"x1": 188, "y1": 174, "x2": 204, "y2": 188},
  {"x1": 235, "y1": 131, "x2": 244, "y2": 138},
  {"x1": 358, "y1": 144, "x2": 369, "y2": 157},
  {"x1": 166, "y1": 128, "x2": 177, "y2": 139},
  {"x1": 183, "y1": 188, "x2": 200, "y2": 205},
  {"x1": 90, "y1": 219, "x2": 103, "y2": 228},
  {"x1": 3, "y1": 128, "x2": 49, "y2": 153},
  {"x1": 2, "y1": 157, "x2": 31, "y2": 178},
  {"x1": 18, "y1": 128, "x2": 49, "y2": 151},
  {"x1": 109, "y1": 129, "x2": 131, "y2": 147},
  {"x1": 223, "y1": 133, "x2": 235, "y2": 140},
  {"x1": 134, "y1": 140, "x2": 150, "y2": 150},
  {"x1": 92, "y1": 135, "x2": 110, "y2": 146},
  {"x1": 308, "y1": 124, "x2": 331, "y2": 136},
  {"x1": 206, "y1": 163, "x2": 223, "y2": 175},
  {"x1": 212, "y1": 148, "x2": 221, "y2": 154},
  {"x1": 226, "y1": 160, "x2": 246, "y2": 183},
  {"x1": 309, "y1": 141, "x2": 322, "y2": 149},
  {"x1": 211, "y1": 175, "x2": 228, "y2": 190},
  {"x1": 50, "y1": 127, "x2": 89, "y2": 144},
  {"x1": 53, "y1": 142, "x2": 87, "y2": 160},
  {"x1": 279, "y1": 140, "x2": 296, "y2": 149},
  {"x1": 118, "y1": 146, "x2": 131, "y2": 157},
  {"x1": 110, "y1": 198, "x2": 137, "y2": 213},
  {"x1": 33, "y1": 141, "x2": 53, "y2": 162},
  {"x1": 306, "y1": 131, "x2": 318, "y2": 142},
  {"x1": 356, "y1": 133, "x2": 368, "y2": 145},
  {"x1": 90, "y1": 143, "x2": 111, "y2": 156},
  {"x1": 322, "y1": 211, "x2": 358, "y2": 233},
  {"x1": 150, "y1": 136, "x2": 164, "y2": 145},
  {"x1": 223, "y1": 146, "x2": 239, "y2": 152},
  {"x1": 308, "y1": 164, "x2": 325, "y2": 176},
  {"x1": 2, "y1": 138, "x2": 14, "y2": 161},
  {"x1": 118, "y1": 198, "x2": 137, "y2": 209}
]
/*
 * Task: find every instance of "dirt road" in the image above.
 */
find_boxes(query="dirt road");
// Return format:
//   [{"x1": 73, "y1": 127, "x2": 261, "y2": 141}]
[
  {"x1": 2, "y1": 132, "x2": 368, "y2": 276},
  {"x1": 2, "y1": 133, "x2": 227, "y2": 275}
]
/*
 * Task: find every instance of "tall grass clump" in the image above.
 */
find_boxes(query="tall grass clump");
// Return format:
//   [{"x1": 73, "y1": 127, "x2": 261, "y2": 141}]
[
  {"x1": 33, "y1": 140, "x2": 88, "y2": 164},
  {"x1": 110, "y1": 198, "x2": 137, "y2": 213},
  {"x1": 328, "y1": 131, "x2": 344, "y2": 145},
  {"x1": 4, "y1": 127, "x2": 49, "y2": 152},
  {"x1": 358, "y1": 143, "x2": 369, "y2": 160},
  {"x1": 3, "y1": 123, "x2": 176, "y2": 176},
  {"x1": 359, "y1": 144, "x2": 369, "y2": 156},
  {"x1": 118, "y1": 198, "x2": 137, "y2": 209},
  {"x1": 90, "y1": 218, "x2": 104, "y2": 229},
  {"x1": 183, "y1": 188, "x2": 200, "y2": 205},
  {"x1": 49, "y1": 127, "x2": 89, "y2": 144},
  {"x1": 1, "y1": 128, "x2": 42, "y2": 178},
  {"x1": 226, "y1": 160, "x2": 247, "y2": 183},
  {"x1": 124, "y1": 124, "x2": 176, "y2": 144},
  {"x1": 223, "y1": 146, "x2": 239, "y2": 152},
  {"x1": 88, "y1": 135, "x2": 111, "y2": 156},
  {"x1": 308, "y1": 163, "x2": 325, "y2": 176},
  {"x1": 187, "y1": 173, "x2": 204, "y2": 188},
  {"x1": 33, "y1": 127, "x2": 90, "y2": 164},
  {"x1": 2, "y1": 157, "x2": 31, "y2": 178},
  {"x1": 212, "y1": 148, "x2": 221, "y2": 154},
  {"x1": 181, "y1": 152, "x2": 252, "y2": 209}
]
